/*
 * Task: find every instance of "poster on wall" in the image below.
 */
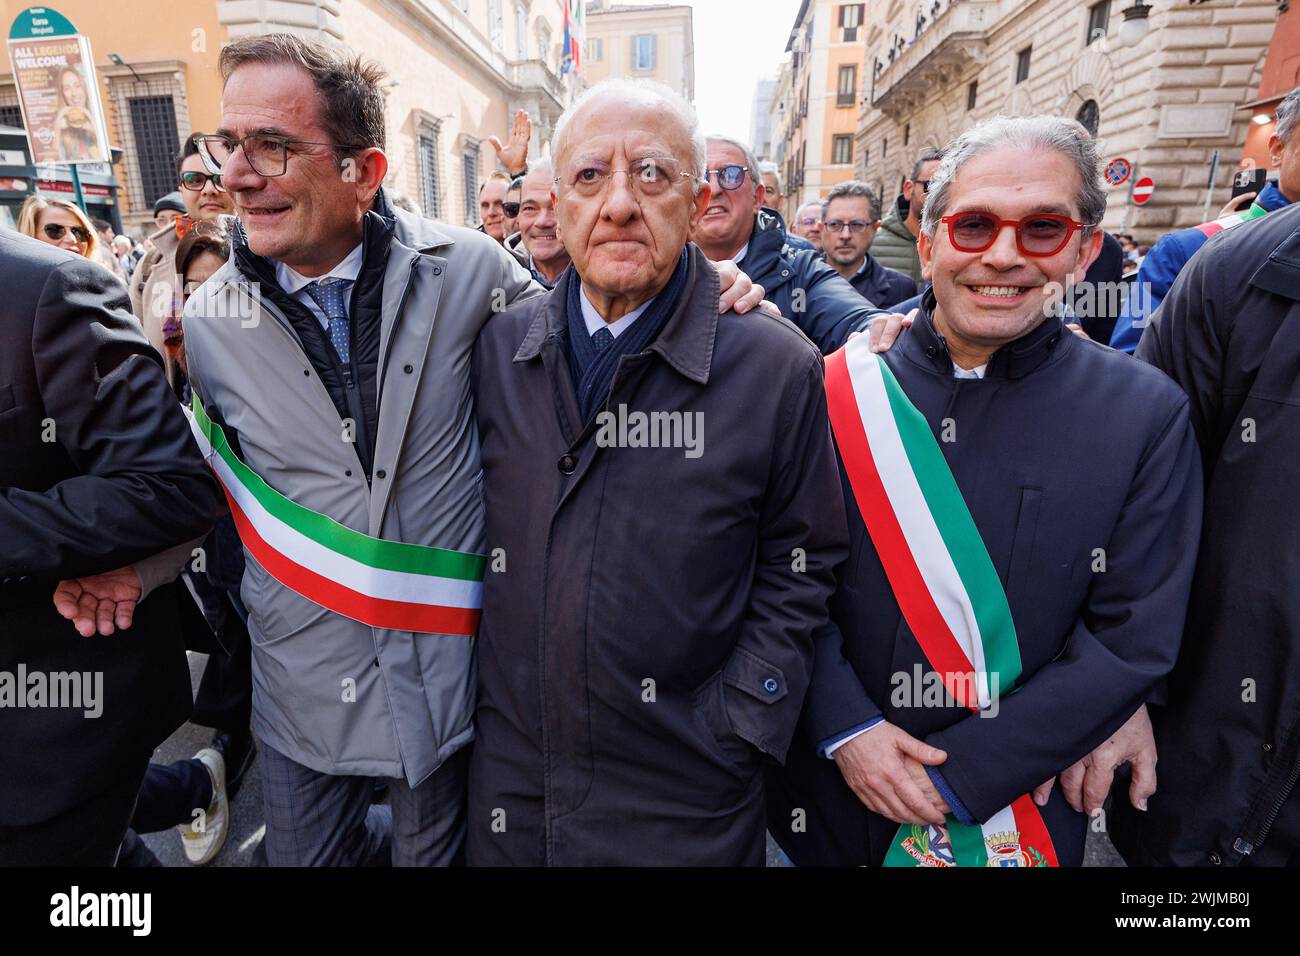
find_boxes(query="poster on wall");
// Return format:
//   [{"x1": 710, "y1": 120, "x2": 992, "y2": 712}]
[{"x1": 7, "y1": 30, "x2": 111, "y2": 165}]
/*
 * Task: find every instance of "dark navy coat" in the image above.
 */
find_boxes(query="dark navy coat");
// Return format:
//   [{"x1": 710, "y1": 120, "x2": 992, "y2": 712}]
[
  {"x1": 738, "y1": 209, "x2": 881, "y2": 353},
  {"x1": 767, "y1": 298, "x2": 1203, "y2": 866},
  {"x1": 467, "y1": 245, "x2": 847, "y2": 865}
]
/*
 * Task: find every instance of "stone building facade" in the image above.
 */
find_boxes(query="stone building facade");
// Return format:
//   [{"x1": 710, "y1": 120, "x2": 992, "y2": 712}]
[
  {"x1": 854, "y1": 0, "x2": 1282, "y2": 241},
  {"x1": 0, "y1": 0, "x2": 576, "y2": 233}
]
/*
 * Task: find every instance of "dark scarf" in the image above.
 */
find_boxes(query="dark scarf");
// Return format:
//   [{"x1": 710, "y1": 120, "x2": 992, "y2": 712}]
[{"x1": 565, "y1": 249, "x2": 690, "y2": 423}]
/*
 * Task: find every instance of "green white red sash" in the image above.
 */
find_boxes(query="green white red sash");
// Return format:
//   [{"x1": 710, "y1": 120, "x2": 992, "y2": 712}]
[
  {"x1": 824, "y1": 336, "x2": 1058, "y2": 868},
  {"x1": 187, "y1": 394, "x2": 484, "y2": 635},
  {"x1": 1195, "y1": 200, "x2": 1268, "y2": 239}
]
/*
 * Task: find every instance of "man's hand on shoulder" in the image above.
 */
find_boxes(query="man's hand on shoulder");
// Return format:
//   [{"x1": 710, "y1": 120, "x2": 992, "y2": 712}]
[
  {"x1": 714, "y1": 259, "x2": 768, "y2": 315},
  {"x1": 53, "y1": 567, "x2": 143, "y2": 637}
]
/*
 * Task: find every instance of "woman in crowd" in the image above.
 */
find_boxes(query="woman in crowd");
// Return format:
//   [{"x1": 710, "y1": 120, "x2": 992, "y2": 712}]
[{"x1": 17, "y1": 195, "x2": 99, "y2": 261}]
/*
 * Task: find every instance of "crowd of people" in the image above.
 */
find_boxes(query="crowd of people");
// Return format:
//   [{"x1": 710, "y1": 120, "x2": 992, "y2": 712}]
[{"x1": 0, "y1": 30, "x2": 1296, "y2": 870}]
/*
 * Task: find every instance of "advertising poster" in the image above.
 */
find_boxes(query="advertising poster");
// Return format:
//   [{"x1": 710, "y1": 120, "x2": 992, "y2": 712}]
[{"x1": 7, "y1": 33, "x2": 110, "y2": 165}]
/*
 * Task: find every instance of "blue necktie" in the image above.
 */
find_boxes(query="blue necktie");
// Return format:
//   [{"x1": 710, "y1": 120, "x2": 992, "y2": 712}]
[
  {"x1": 592, "y1": 326, "x2": 614, "y2": 352},
  {"x1": 303, "y1": 279, "x2": 353, "y2": 364}
]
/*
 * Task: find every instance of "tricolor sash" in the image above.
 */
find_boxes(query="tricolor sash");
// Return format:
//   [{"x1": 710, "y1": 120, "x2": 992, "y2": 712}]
[
  {"x1": 187, "y1": 394, "x2": 485, "y2": 635},
  {"x1": 824, "y1": 336, "x2": 1058, "y2": 868}
]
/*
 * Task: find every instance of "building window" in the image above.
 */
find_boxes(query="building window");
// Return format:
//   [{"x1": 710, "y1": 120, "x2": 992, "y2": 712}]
[
  {"x1": 836, "y1": 64, "x2": 858, "y2": 107},
  {"x1": 418, "y1": 125, "x2": 441, "y2": 220},
  {"x1": 489, "y1": 0, "x2": 504, "y2": 49},
  {"x1": 129, "y1": 95, "x2": 180, "y2": 207},
  {"x1": 1015, "y1": 46, "x2": 1032, "y2": 84},
  {"x1": 882, "y1": 136, "x2": 888, "y2": 159},
  {"x1": 0, "y1": 104, "x2": 23, "y2": 129},
  {"x1": 463, "y1": 143, "x2": 480, "y2": 225},
  {"x1": 832, "y1": 134, "x2": 853, "y2": 165},
  {"x1": 516, "y1": 2, "x2": 528, "y2": 58},
  {"x1": 1086, "y1": 1, "x2": 1111, "y2": 45},
  {"x1": 903, "y1": 122, "x2": 910, "y2": 146},
  {"x1": 588, "y1": 37, "x2": 603, "y2": 62},
  {"x1": 839, "y1": 4, "x2": 864, "y2": 42},
  {"x1": 1076, "y1": 99, "x2": 1100, "y2": 138},
  {"x1": 632, "y1": 34, "x2": 657, "y2": 71},
  {"x1": 967, "y1": 80, "x2": 978, "y2": 111}
]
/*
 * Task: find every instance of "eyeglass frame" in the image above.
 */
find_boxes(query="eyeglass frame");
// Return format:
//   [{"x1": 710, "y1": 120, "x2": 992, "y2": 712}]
[
  {"x1": 823, "y1": 218, "x2": 876, "y2": 235},
  {"x1": 502, "y1": 201, "x2": 521, "y2": 218},
  {"x1": 41, "y1": 222, "x2": 91, "y2": 244},
  {"x1": 703, "y1": 164, "x2": 751, "y2": 191},
  {"x1": 939, "y1": 212, "x2": 1088, "y2": 257},
  {"x1": 552, "y1": 156, "x2": 700, "y2": 197},
  {"x1": 179, "y1": 169, "x2": 223, "y2": 191},
  {"x1": 193, "y1": 132, "x2": 366, "y2": 179}
]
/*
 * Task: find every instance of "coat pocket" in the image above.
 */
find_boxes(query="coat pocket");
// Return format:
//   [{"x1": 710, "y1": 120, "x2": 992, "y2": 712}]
[{"x1": 1003, "y1": 486, "x2": 1043, "y2": 606}]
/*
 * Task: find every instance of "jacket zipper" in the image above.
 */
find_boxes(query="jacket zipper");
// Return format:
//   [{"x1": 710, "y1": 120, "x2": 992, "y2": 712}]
[{"x1": 1232, "y1": 714, "x2": 1300, "y2": 857}]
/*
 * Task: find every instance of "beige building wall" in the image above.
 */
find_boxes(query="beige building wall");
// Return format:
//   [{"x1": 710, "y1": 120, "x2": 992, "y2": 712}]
[
  {"x1": 0, "y1": 0, "x2": 230, "y2": 232},
  {"x1": 855, "y1": 0, "x2": 1279, "y2": 242},
  {"x1": 770, "y1": 1, "x2": 866, "y2": 223},
  {"x1": 1, "y1": 0, "x2": 577, "y2": 232},
  {"x1": 583, "y1": 2, "x2": 693, "y2": 101}
]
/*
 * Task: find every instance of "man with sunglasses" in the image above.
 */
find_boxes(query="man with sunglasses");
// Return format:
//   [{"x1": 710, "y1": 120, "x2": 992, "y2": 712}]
[
  {"x1": 872, "y1": 148, "x2": 944, "y2": 285},
  {"x1": 820, "y1": 181, "x2": 916, "y2": 310},
  {"x1": 693, "y1": 135, "x2": 881, "y2": 353},
  {"x1": 768, "y1": 116, "x2": 1202, "y2": 868},
  {"x1": 130, "y1": 139, "x2": 235, "y2": 387}
]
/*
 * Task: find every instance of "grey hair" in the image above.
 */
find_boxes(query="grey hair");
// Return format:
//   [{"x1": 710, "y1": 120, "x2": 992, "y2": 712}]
[
  {"x1": 759, "y1": 160, "x2": 783, "y2": 194},
  {"x1": 920, "y1": 115, "x2": 1107, "y2": 239},
  {"x1": 823, "y1": 180, "x2": 881, "y2": 222},
  {"x1": 1274, "y1": 87, "x2": 1300, "y2": 145},
  {"x1": 707, "y1": 134, "x2": 762, "y2": 195},
  {"x1": 795, "y1": 199, "x2": 823, "y2": 218},
  {"x1": 551, "y1": 78, "x2": 706, "y2": 193}
]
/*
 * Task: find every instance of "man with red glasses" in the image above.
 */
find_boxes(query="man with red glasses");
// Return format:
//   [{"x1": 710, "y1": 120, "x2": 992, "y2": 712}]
[{"x1": 768, "y1": 115, "x2": 1202, "y2": 868}]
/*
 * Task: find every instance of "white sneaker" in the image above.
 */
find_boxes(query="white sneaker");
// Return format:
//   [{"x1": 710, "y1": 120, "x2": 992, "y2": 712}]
[{"x1": 178, "y1": 747, "x2": 229, "y2": 865}]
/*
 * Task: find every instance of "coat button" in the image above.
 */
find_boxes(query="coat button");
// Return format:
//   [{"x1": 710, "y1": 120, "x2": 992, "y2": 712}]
[
  {"x1": 763, "y1": 677, "x2": 780, "y2": 694},
  {"x1": 558, "y1": 454, "x2": 577, "y2": 475},
  {"x1": 304, "y1": 369, "x2": 310, "y2": 376},
  {"x1": 1208, "y1": 851, "x2": 1222, "y2": 865},
  {"x1": 1263, "y1": 742, "x2": 1273, "y2": 753},
  {"x1": 925, "y1": 345, "x2": 939, "y2": 357},
  {"x1": 345, "y1": 469, "x2": 352, "y2": 477},
  {"x1": 433, "y1": 266, "x2": 443, "y2": 275},
  {"x1": 377, "y1": 469, "x2": 387, "y2": 480},
  {"x1": 404, "y1": 364, "x2": 414, "y2": 374},
  {"x1": 1048, "y1": 332, "x2": 1061, "y2": 347}
]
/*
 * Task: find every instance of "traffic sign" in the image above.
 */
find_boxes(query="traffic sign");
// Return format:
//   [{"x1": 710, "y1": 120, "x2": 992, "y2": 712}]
[
  {"x1": 1132, "y1": 177, "x2": 1155, "y2": 206},
  {"x1": 1105, "y1": 157, "x2": 1132, "y2": 186}
]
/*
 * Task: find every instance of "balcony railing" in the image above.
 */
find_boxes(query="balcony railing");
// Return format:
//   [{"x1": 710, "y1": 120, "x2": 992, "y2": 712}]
[{"x1": 871, "y1": 1, "x2": 999, "y2": 112}]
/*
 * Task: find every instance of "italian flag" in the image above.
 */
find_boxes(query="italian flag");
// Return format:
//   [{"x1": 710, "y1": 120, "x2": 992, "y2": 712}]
[
  {"x1": 187, "y1": 395, "x2": 484, "y2": 635},
  {"x1": 825, "y1": 337, "x2": 1058, "y2": 867},
  {"x1": 1195, "y1": 200, "x2": 1268, "y2": 239}
]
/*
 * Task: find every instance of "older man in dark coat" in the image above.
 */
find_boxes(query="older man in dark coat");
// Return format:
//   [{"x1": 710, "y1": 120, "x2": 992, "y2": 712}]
[
  {"x1": 0, "y1": 231, "x2": 223, "y2": 865},
  {"x1": 467, "y1": 79, "x2": 847, "y2": 866}
]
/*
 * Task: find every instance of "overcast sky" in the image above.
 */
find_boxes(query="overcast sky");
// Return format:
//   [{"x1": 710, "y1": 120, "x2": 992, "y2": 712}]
[{"x1": 619, "y1": 0, "x2": 803, "y2": 143}]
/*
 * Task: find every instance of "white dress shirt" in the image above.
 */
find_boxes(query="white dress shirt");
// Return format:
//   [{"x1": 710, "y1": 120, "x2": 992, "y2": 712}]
[
  {"x1": 578, "y1": 283, "x2": 658, "y2": 339},
  {"x1": 952, "y1": 363, "x2": 988, "y2": 379},
  {"x1": 274, "y1": 242, "x2": 364, "y2": 331}
]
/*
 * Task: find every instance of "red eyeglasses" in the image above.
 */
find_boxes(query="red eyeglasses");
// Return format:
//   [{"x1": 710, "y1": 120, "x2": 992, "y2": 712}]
[{"x1": 940, "y1": 212, "x2": 1088, "y2": 257}]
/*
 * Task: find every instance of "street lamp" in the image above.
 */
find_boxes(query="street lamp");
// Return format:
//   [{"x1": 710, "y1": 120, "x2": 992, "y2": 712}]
[
  {"x1": 107, "y1": 53, "x2": 144, "y2": 84},
  {"x1": 1117, "y1": 2, "x2": 1152, "y2": 47}
]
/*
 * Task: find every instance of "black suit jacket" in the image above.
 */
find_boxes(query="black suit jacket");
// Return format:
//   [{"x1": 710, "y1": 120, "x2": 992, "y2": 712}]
[{"x1": 0, "y1": 231, "x2": 224, "y2": 825}]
